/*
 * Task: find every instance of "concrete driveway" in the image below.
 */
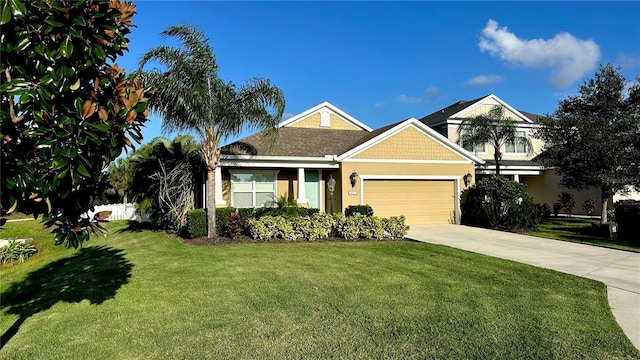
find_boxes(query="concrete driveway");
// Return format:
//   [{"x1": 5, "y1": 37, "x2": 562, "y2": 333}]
[{"x1": 407, "y1": 224, "x2": 640, "y2": 350}]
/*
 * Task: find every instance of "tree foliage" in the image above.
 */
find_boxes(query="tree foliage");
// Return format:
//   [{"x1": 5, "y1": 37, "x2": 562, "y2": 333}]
[
  {"x1": 460, "y1": 175, "x2": 539, "y2": 230},
  {"x1": 535, "y1": 64, "x2": 640, "y2": 223},
  {"x1": 138, "y1": 24, "x2": 285, "y2": 238},
  {"x1": 457, "y1": 105, "x2": 530, "y2": 175},
  {"x1": 1, "y1": 0, "x2": 151, "y2": 247}
]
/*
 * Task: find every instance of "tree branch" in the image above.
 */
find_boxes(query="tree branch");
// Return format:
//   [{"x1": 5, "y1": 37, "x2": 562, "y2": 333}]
[{"x1": 4, "y1": 67, "x2": 25, "y2": 124}]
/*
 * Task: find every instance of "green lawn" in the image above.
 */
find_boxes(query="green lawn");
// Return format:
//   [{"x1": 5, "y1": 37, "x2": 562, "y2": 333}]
[
  {"x1": 1, "y1": 220, "x2": 638, "y2": 359},
  {"x1": 522, "y1": 217, "x2": 640, "y2": 253}
]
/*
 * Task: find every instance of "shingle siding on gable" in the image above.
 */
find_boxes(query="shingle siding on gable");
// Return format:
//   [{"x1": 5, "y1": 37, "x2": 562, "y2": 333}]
[
  {"x1": 351, "y1": 126, "x2": 466, "y2": 161},
  {"x1": 287, "y1": 113, "x2": 362, "y2": 130},
  {"x1": 460, "y1": 104, "x2": 522, "y2": 120}
]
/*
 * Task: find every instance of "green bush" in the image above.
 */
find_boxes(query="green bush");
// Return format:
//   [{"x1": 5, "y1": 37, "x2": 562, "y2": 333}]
[
  {"x1": 461, "y1": 175, "x2": 539, "y2": 230},
  {"x1": 245, "y1": 212, "x2": 407, "y2": 242},
  {"x1": 383, "y1": 216, "x2": 408, "y2": 239},
  {"x1": 185, "y1": 209, "x2": 207, "y2": 238},
  {"x1": 558, "y1": 192, "x2": 576, "y2": 216},
  {"x1": 614, "y1": 200, "x2": 640, "y2": 243},
  {"x1": 345, "y1": 205, "x2": 374, "y2": 217},
  {"x1": 215, "y1": 207, "x2": 236, "y2": 235},
  {"x1": 1, "y1": 241, "x2": 37, "y2": 264}
]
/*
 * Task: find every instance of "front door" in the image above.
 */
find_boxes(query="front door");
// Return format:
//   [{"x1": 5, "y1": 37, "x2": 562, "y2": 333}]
[{"x1": 305, "y1": 170, "x2": 320, "y2": 209}]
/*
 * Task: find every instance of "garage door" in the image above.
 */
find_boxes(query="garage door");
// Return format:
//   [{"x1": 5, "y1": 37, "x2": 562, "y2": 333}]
[{"x1": 363, "y1": 180, "x2": 455, "y2": 224}]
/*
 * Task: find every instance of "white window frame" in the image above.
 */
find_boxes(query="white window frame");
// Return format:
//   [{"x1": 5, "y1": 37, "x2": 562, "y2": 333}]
[
  {"x1": 505, "y1": 131, "x2": 528, "y2": 154},
  {"x1": 229, "y1": 170, "x2": 279, "y2": 208},
  {"x1": 460, "y1": 131, "x2": 487, "y2": 154}
]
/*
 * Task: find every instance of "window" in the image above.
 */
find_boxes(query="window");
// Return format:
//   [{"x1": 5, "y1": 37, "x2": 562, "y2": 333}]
[
  {"x1": 464, "y1": 142, "x2": 486, "y2": 153},
  {"x1": 460, "y1": 131, "x2": 486, "y2": 154},
  {"x1": 231, "y1": 172, "x2": 277, "y2": 207},
  {"x1": 505, "y1": 131, "x2": 528, "y2": 154}
]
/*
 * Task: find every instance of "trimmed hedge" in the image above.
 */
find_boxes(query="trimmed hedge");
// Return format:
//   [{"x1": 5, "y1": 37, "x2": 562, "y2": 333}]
[
  {"x1": 185, "y1": 209, "x2": 207, "y2": 238},
  {"x1": 614, "y1": 200, "x2": 640, "y2": 243},
  {"x1": 246, "y1": 213, "x2": 407, "y2": 242}
]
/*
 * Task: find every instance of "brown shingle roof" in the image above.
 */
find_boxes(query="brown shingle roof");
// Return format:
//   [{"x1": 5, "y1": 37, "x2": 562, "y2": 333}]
[
  {"x1": 221, "y1": 128, "x2": 372, "y2": 157},
  {"x1": 419, "y1": 96, "x2": 545, "y2": 125},
  {"x1": 419, "y1": 96, "x2": 487, "y2": 125}
]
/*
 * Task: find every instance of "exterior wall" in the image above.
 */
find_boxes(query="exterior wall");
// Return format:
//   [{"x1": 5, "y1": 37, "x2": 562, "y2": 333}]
[
  {"x1": 339, "y1": 162, "x2": 474, "y2": 211},
  {"x1": 287, "y1": 112, "x2": 362, "y2": 130},
  {"x1": 276, "y1": 169, "x2": 298, "y2": 203},
  {"x1": 521, "y1": 169, "x2": 606, "y2": 215},
  {"x1": 324, "y1": 169, "x2": 342, "y2": 214},
  {"x1": 450, "y1": 124, "x2": 545, "y2": 161},
  {"x1": 352, "y1": 126, "x2": 467, "y2": 161}
]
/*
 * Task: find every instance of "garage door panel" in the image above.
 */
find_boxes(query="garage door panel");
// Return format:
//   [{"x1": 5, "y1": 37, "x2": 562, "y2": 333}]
[{"x1": 363, "y1": 180, "x2": 455, "y2": 225}]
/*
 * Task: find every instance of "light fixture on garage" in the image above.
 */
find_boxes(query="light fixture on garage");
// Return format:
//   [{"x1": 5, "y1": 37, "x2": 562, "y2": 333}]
[
  {"x1": 327, "y1": 175, "x2": 336, "y2": 214},
  {"x1": 463, "y1": 172, "x2": 473, "y2": 187},
  {"x1": 349, "y1": 171, "x2": 359, "y2": 188}
]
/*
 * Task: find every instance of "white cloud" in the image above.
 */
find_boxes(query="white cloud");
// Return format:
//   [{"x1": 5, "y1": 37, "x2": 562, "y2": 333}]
[
  {"x1": 374, "y1": 101, "x2": 386, "y2": 108},
  {"x1": 395, "y1": 94, "x2": 423, "y2": 104},
  {"x1": 479, "y1": 19, "x2": 600, "y2": 88},
  {"x1": 425, "y1": 86, "x2": 443, "y2": 102},
  {"x1": 465, "y1": 74, "x2": 503, "y2": 87}
]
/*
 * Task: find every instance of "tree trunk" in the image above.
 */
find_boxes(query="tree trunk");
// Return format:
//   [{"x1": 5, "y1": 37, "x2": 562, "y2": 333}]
[
  {"x1": 600, "y1": 192, "x2": 609, "y2": 225},
  {"x1": 494, "y1": 150, "x2": 501, "y2": 175},
  {"x1": 206, "y1": 167, "x2": 216, "y2": 238}
]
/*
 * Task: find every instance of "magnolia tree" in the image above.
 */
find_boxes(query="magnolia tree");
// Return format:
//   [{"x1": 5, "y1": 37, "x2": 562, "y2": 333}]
[{"x1": 1, "y1": 0, "x2": 151, "y2": 247}]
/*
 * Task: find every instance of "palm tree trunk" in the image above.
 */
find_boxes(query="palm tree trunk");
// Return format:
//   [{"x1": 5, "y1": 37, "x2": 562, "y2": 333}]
[
  {"x1": 206, "y1": 167, "x2": 216, "y2": 237},
  {"x1": 494, "y1": 151, "x2": 501, "y2": 175}
]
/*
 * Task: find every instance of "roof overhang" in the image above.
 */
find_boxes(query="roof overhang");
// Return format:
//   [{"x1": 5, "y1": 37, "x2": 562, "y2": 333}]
[{"x1": 220, "y1": 154, "x2": 339, "y2": 169}]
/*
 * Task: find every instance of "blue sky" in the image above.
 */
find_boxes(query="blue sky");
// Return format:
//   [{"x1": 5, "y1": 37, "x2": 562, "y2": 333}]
[{"x1": 117, "y1": 1, "x2": 640, "y2": 146}]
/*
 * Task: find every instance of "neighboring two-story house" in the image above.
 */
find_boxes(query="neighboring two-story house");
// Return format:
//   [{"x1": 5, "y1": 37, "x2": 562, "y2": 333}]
[{"x1": 419, "y1": 94, "x2": 606, "y2": 215}]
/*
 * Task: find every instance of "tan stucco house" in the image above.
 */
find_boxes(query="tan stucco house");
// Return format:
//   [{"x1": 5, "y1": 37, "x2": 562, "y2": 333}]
[
  {"x1": 207, "y1": 102, "x2": 483, "y2": 225},
  {"x1": 419, "y1": 94, "x2": 608, "y2": 215}
]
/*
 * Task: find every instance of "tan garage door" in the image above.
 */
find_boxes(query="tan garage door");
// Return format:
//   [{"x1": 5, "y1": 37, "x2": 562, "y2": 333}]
[{"x1": 363, "y1": 180, "x2": 455, "y2": 225}]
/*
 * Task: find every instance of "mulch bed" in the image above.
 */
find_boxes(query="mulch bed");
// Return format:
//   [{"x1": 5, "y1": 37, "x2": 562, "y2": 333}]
[{"x1": 181, "y1": 235, "x2": 407, "y2": 246}]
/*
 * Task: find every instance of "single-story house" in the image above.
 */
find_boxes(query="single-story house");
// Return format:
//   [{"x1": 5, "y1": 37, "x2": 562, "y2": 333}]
[
  {"x1": 419, "y1": 94, "x2": 609, "y2": 215},
  {"x1": 203, "y1": 102, "x2": 483, "y2": 225}
]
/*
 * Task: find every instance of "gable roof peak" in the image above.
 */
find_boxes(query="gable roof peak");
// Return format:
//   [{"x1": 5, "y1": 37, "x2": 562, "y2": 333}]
[{"x1": 278, "y1": 101, "x2": 373, "y2": 131}]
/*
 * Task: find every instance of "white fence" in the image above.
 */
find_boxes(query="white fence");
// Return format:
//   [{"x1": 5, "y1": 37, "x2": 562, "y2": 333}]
[{"x1": 87, "y1": 203, "x2": 137, "y2": 221}]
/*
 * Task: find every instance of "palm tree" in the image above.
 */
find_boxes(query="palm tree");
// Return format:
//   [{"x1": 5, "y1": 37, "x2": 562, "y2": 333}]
[
  {"x1": 457, "y1": 105, "x2": 529, "y2": 175},
  {"x1": 138, "y1": 25, "x2": 285, "y2": 237}
]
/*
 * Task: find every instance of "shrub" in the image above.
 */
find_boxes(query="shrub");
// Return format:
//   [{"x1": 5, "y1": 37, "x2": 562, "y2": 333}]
[
  {"x1": 558, "y1": 192, "x2": 576, "y2": 216},
  {"x1": 583, "y1": 199, "x2": 596, "y2": 216},
  {"x1": 334, "y1": 215, "x2": 361, "y2": 240},
  {"x1": 0, "y1": 241, "x2": 37, "y2": 264},
  {"x1": 362, "y1": 216, "x2": 385, "y2": 240},
  {"x1": 228, "y1": 212, "x2": 243, "y2": 238},
  {"x1": 460, "y1": 175, "x2": 539, "y2": 230},
  {"x1": 553, "y1": 203, "x2": 562, "y2": 217},
  {"x1": 215, "y1": 207, "x2": 236, "y2": 235},
  {"x1": 536, "y1": 203, "x2": 551, "y2": 219},
  {"x1": 345, "y1": 205, "x2": 374, "y2": 217},
  {"x1": 246, "y1": 218, "x2": 274, "y2": 241},
  {"x1": 614, "y1": 200, "x2": 640, "y2": 244},
  {"x1": 383, "y1": 216, "x2": 408, "y2": 239},
  {"x1": 185, "y1": 209, "x2": 207, "y2": 238}
]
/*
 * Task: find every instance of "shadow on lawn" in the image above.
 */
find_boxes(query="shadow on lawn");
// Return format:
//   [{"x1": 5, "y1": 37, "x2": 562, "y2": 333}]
[
  {"x1": 115, "y1": 220, "x2": 157, "y2": 233},
  {"x1": 0, "y1": 246, "x2": 133, "y2": 350}
]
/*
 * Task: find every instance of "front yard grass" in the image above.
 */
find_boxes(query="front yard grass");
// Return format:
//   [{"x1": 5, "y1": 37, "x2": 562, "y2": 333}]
[
  {"x1": 1, "y1": 220, "x2": 638, "y2": 359},
  {"x1": 522, "y1": 217, "x2": 640, "y2": 253}
]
